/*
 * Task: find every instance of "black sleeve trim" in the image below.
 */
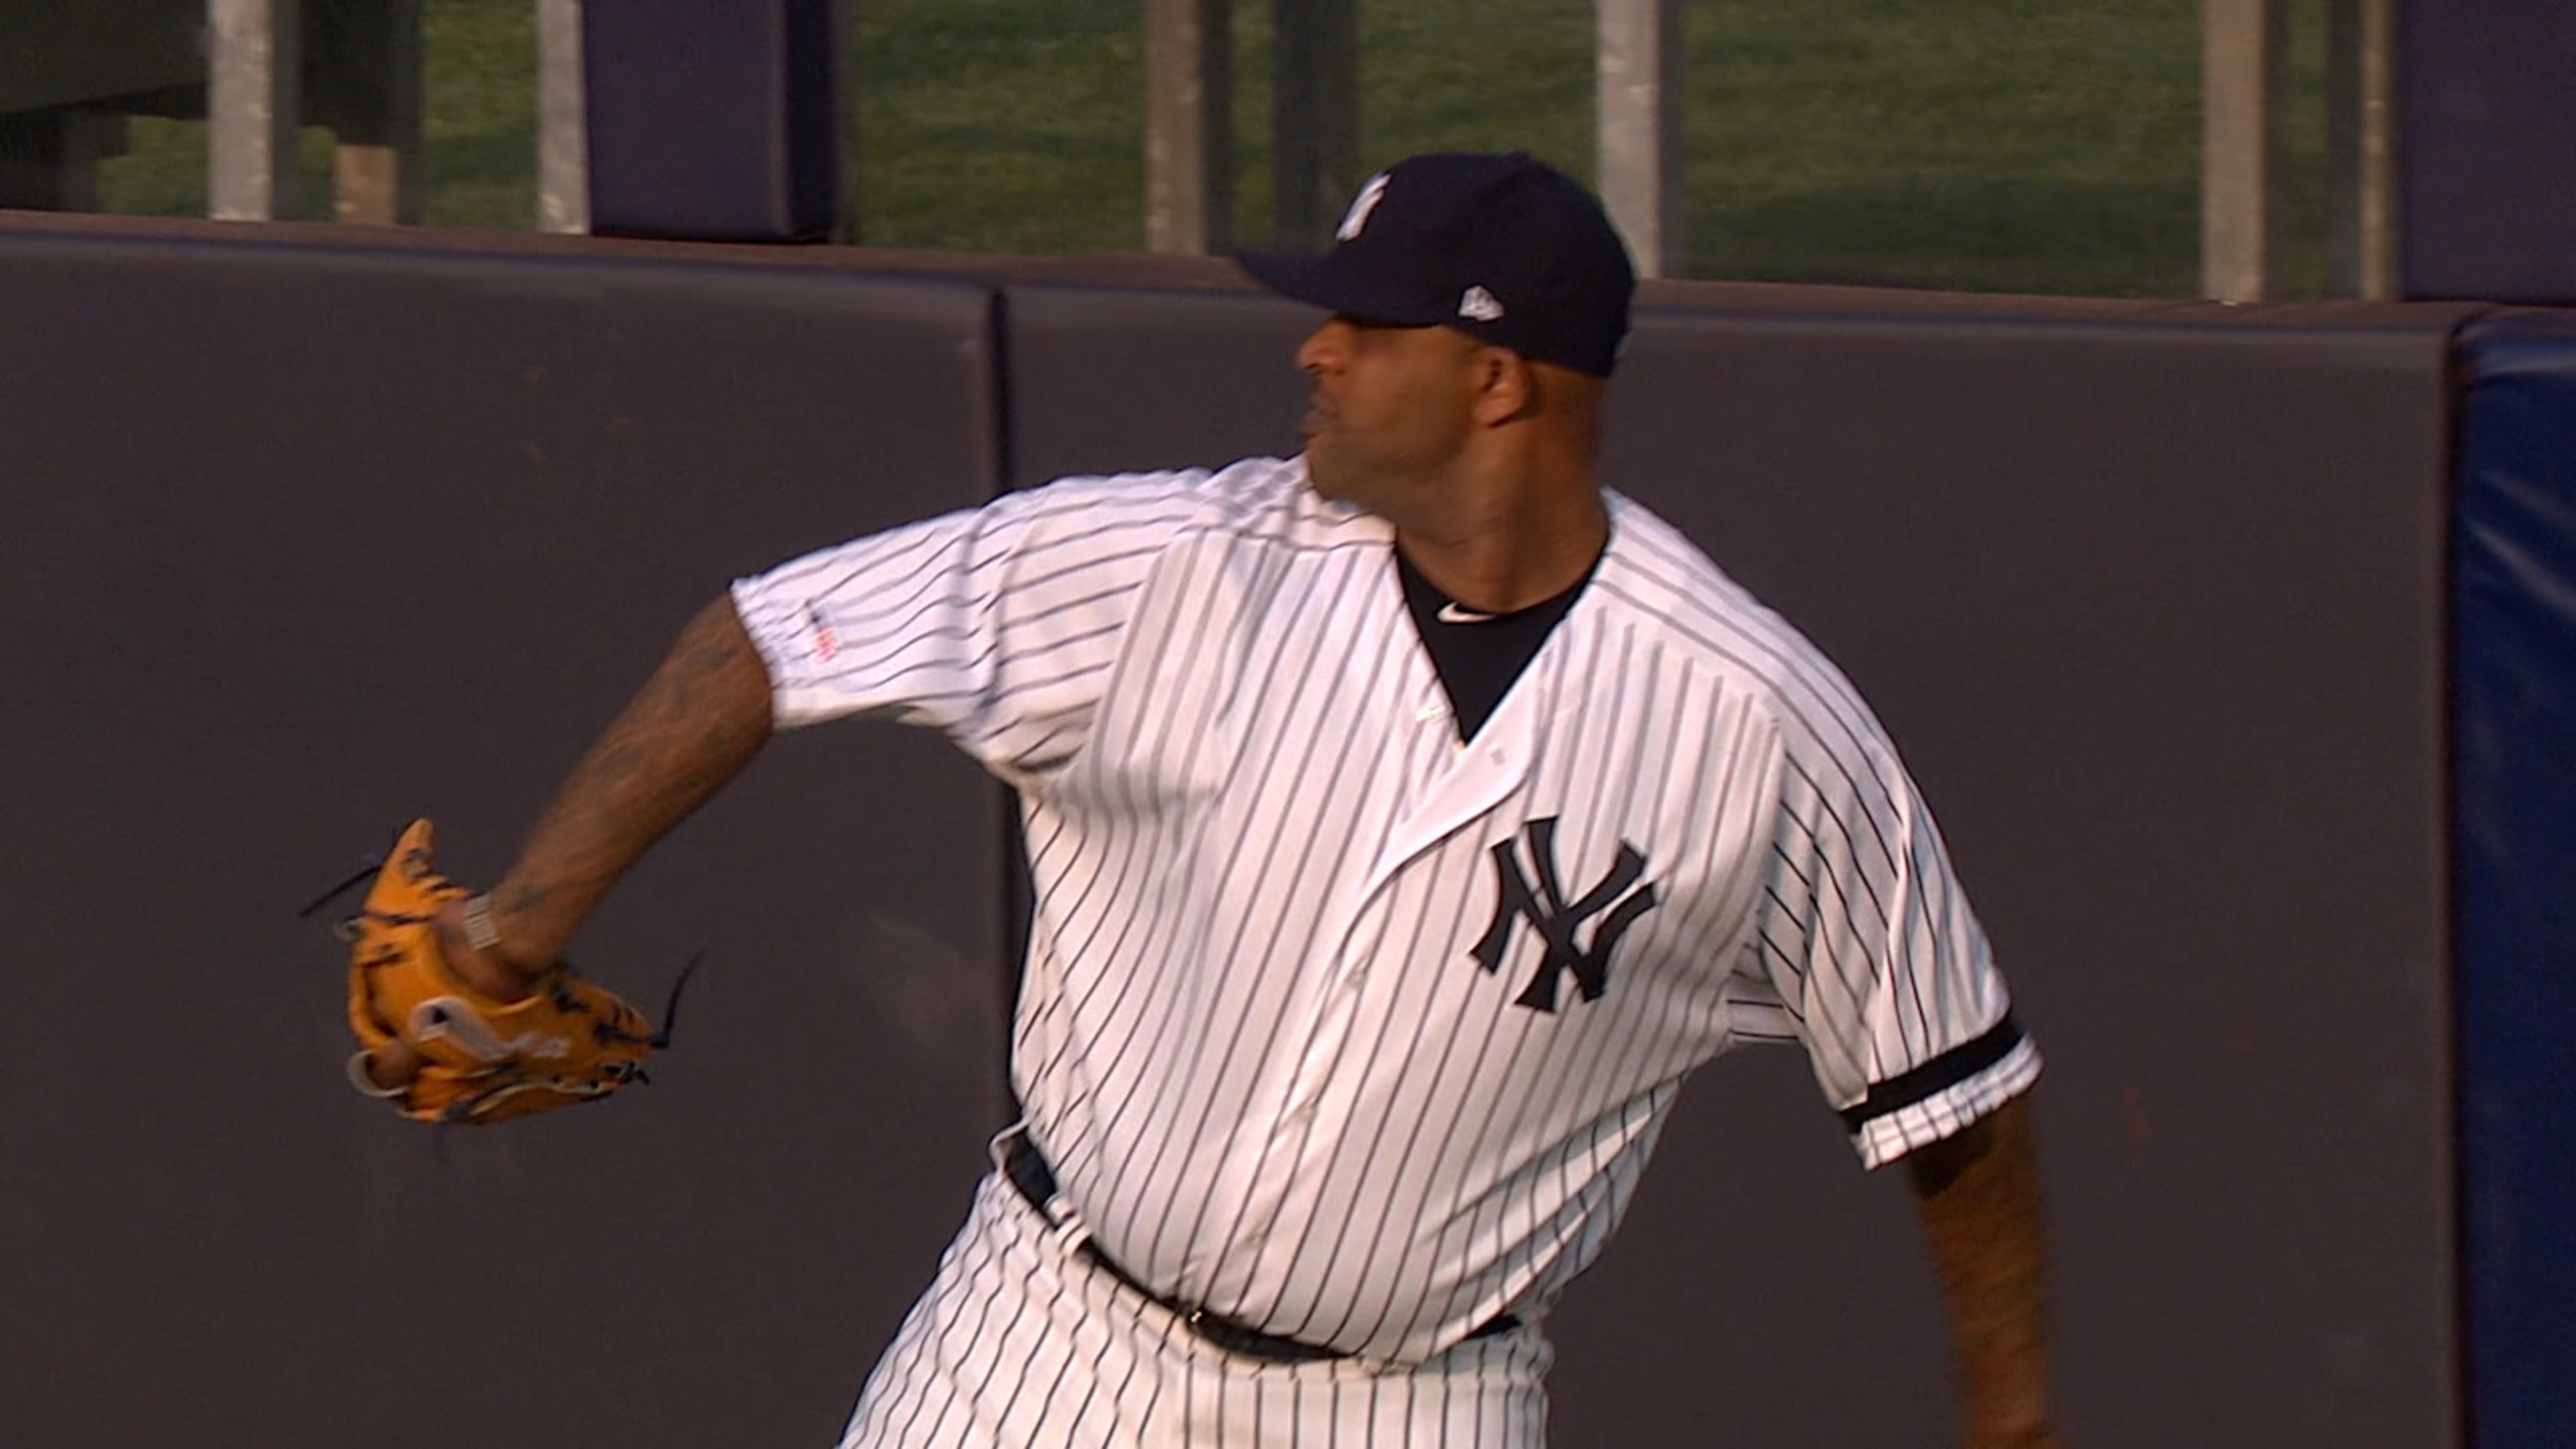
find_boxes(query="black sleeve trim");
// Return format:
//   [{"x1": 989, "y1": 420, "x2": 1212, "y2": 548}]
[{"x1": 1836, "y1": 1012, "x2": 2025, "y2": 1134}]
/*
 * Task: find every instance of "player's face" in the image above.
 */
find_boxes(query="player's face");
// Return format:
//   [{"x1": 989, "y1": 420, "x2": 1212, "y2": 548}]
[{"x1": 1295, "y1": 316, "x2": 1484, "y2": 515}]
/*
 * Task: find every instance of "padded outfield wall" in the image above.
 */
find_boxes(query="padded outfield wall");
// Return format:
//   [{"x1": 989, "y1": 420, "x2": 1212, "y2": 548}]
[{"x1": 0, "y1": 212, "x2": 2493, "y2": 1446}]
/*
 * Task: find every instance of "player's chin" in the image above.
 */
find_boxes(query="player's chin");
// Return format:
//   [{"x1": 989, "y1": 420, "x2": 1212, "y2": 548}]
[{"x1": 1301, "y1": 446, "x2": 1349, "y2": 502}]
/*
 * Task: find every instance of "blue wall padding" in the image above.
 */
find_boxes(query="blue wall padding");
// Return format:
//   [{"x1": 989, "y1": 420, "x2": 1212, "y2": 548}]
[{"x1": 2454, "y1": 312, "x2": 2576, "y2": 1449}]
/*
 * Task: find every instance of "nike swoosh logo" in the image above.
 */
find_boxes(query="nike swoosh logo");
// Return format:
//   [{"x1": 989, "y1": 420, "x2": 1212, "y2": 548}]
[{"x1": 1437, "y1": 602, "x2": 1498, "y2": 625}]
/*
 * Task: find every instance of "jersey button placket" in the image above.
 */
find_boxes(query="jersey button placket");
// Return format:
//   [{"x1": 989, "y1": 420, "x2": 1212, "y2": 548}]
[
  {"x1": 1221, "y1": 914, "x2": 1367, "y2": 1290},
  {"x1": 1224, "y1": 1083, "x2": 1327, "y2": 1274},
  {"x1": 1270, "y1": 934, "x2": 1367, "y2": 1162}
]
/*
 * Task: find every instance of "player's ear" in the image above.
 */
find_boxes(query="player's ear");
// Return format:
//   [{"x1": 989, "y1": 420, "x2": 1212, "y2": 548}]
[{"x1": 1469, "y1": 346, "x2": 1537, "y2": 427}]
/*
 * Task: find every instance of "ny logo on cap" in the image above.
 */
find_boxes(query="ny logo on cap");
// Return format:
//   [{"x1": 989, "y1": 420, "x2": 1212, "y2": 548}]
[
  {"x1": 1458, "y1": 286, "x2": 1505, "y2": 321},
  {"x1": 1337, "y1": 173, "x2": 1392, "y2": 241}
]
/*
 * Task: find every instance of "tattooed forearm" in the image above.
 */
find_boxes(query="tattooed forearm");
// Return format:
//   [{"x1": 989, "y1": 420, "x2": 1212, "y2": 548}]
[{"x1": 475, "y1": 593, "x2": 774, "y2": 979}]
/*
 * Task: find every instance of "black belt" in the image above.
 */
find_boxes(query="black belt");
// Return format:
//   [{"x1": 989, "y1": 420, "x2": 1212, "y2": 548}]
[{"x1": 996, "y1": 1127, "x2": 1518, "y2": 1365}]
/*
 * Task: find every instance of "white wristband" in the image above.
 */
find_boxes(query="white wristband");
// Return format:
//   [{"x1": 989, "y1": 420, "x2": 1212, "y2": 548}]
[{"x1": 461, "y1": 894, "x2": 503, "y2": 953}]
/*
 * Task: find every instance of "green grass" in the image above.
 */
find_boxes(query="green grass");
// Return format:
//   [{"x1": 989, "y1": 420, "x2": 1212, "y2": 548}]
[{"x1": 90, "y1": 0, "x2": 2338, "y2": 298}]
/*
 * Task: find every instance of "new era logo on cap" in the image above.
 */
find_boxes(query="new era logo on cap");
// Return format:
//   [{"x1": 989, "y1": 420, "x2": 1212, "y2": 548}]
[{"x1": 1458, "y1": 286, "x2": 1505, "y2": 321}]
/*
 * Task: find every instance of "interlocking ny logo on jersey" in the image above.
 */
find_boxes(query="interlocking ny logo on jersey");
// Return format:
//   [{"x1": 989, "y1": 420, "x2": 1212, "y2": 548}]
[{"x1": 1469, "y1": 818, "x2": 1659, "y2": 1013}]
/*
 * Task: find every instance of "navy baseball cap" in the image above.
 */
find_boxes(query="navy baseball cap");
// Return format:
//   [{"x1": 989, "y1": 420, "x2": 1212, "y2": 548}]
[{"x1": 1237, "y1": 152, "x2": 1636, "y2": 377}]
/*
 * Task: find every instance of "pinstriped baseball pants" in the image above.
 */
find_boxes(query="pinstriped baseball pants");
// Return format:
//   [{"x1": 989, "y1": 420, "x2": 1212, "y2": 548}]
[{"x1": 837, "y1": 1176, "x2": 1555, "y2": 1448}]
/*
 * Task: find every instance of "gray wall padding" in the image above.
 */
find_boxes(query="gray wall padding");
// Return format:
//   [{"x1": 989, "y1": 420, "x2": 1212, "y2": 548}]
[
  {"x1": 1587, "y1": 301, "x2": 2470, "y2": 1448},
  {"x1": 0, "y1": 226, "x2": 1013, "y2": 1448},
  {"x1": 0, "y1": 216, "x2": 2481, "y2": 1448}
]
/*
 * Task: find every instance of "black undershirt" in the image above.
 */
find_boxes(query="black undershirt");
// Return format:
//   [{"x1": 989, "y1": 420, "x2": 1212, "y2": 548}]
[{"x1": 1394, "y1": 545, "x2": 1596, "y2": 740}]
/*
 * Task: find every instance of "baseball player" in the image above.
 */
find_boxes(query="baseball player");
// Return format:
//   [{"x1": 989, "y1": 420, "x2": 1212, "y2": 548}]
[{"x1": 380, "y1": 152, "x2": 2060, "y2": 1447}]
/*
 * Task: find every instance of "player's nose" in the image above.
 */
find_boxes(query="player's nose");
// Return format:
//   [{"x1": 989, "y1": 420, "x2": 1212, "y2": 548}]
[{"x1": 1295, "y1": 318, "x2": 1350, "y2": 375}]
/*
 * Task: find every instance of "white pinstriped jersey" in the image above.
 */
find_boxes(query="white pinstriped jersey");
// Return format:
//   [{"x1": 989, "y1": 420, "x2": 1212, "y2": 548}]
[{"x1": 731, "y1": 455, "x2": 2039, "y2": 1370}]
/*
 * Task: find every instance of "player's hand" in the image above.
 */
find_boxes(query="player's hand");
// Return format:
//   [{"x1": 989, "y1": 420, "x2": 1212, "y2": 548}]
[
  {"x1": 358, "y1": 1036, "x2": 427, "y2": 1093},
  {"x1": 328, "y1": 818, "x2": 682, "y2": 1124},
  {"x1": 351, "y1": 898, "x2": 538, "y2": 1095}
]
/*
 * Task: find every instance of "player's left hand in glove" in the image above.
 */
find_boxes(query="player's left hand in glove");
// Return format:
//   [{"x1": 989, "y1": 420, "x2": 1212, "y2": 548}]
[{"x1": 307, "y1": 818, "x2": 692, "y2": 1124}]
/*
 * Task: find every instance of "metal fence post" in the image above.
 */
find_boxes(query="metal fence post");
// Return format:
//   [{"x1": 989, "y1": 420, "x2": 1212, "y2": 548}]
[
  {"x1": 2326, "y1": 0, "x2": 2397, "y2": 298},
  {"x1": 2202, "y1": 0, "x2": 2288, "y2": 300},
  {"x1": 207, "y1": 0, "x2": 302, "y2": 220},
  {"x1": 1597, "y1": 0, "x2": 1685, "y2": 280},
  {"x1": 1145, "y1": 0, "x2": 1230, "y2": 253},
  {"x1": 537, "y1": 0, "x2": 589, "y2": 234}
]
